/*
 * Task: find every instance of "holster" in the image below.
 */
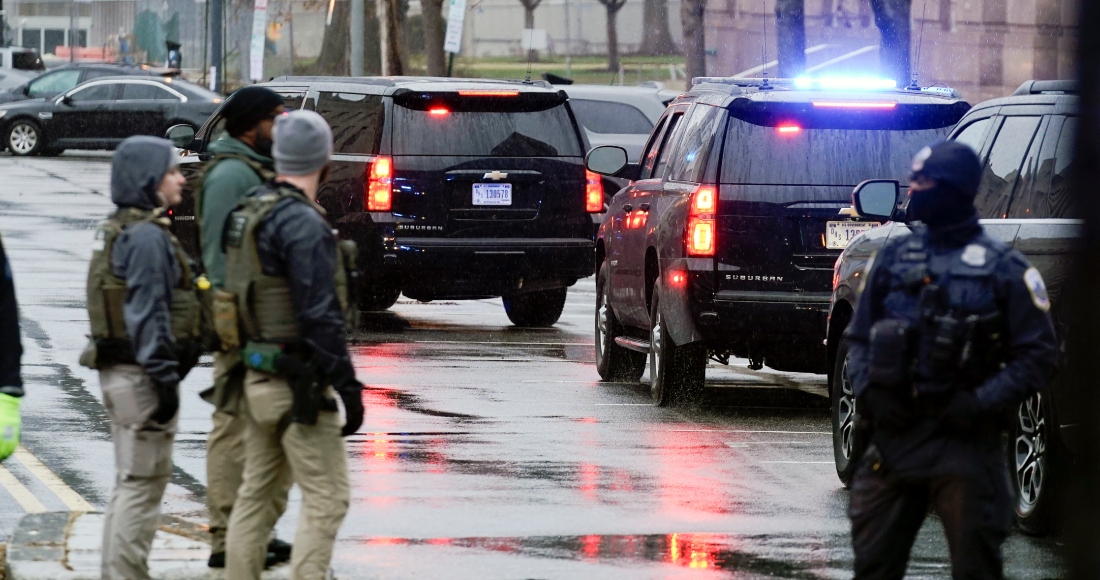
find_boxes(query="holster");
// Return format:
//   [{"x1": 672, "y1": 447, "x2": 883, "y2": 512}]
[
  {"x1": 273, "y1": 354, "x2": 324, "y2": 427},
  {"x1": 867, "y1": 319, "x2": 912, "y2": 388}
]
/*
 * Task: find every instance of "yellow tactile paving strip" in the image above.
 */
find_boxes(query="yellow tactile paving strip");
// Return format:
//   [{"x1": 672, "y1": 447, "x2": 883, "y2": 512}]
[{"x1": 0, "y1": 446, "x2": 94, "y2": 514}]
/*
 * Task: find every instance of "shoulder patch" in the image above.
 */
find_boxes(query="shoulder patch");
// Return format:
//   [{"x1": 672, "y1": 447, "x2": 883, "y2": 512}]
[
  {"x1": 1024, "y1": 267, "x2": 1051, "y2": 312},
  {"x1": 961, "y1": 244, "x2": 986, "y2": 267}
]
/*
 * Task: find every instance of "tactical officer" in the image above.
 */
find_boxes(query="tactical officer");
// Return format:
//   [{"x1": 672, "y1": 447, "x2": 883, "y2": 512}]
[
  {"x1": 845, "y1": 141, "x2": 1059, "y2": 580},
  {"x1": 0, "y1": 231, "x2": 23, "y2": 461},
  {"x1": 196, "y1": 85, "x2": 291, "y2": 569},
  {"x1": 222, "y1": 110, "x2": 363, "y2": 580},
  {"x1": 79, "y1": 136, "x2": 204, "y2": 580}
]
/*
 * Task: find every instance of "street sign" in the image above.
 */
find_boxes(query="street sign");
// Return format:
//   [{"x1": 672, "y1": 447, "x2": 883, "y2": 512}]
[
  {"x1": 249, "y1": 0, "x2": 268, "y2": 81},
  {"x1": 443, "y1": 0, "x2": 466, "y2": 54}
]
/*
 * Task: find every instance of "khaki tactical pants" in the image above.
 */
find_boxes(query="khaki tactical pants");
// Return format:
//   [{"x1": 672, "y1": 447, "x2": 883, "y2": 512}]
[
  {"x1": 99, "y1": 364, "x2": 176, "y2": 580},
  {"x1": 205, "y1": 351, "x2": 290, "y2": 554},
  {"x1": 226, "y1": 370, "x2": 350, "y2": 580}
]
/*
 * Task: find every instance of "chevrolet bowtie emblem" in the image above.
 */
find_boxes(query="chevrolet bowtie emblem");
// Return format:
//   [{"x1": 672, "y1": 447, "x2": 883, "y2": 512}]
[{"x1": 483, "y1": 171, "x2": 508, "y2": 181}]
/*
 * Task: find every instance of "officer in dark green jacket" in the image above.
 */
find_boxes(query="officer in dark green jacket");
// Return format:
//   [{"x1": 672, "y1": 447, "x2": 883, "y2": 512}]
[{"x1": 196, "y1": 86, "x2": 291, "y2": 568}]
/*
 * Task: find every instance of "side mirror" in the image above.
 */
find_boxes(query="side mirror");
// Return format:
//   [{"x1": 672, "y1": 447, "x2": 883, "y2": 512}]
[
  {"x1": 166, "y1": 124, "x2": 197, "y2": 150},
  {"x1": 586, "y1": 145, "x2": 629, "y2": 176},
  {"x1": 852, "y1": 179, "x2": 900, "y2": 221},
  {"x1": 59, "y1": 94, "x2": 72, "y2": 105}
]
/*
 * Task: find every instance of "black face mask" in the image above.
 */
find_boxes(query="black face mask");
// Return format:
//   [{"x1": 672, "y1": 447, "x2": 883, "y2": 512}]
[
  {"x1": 906, "y1": 184, "x2": 976, "y2": 229},
  {"x1": 253, "y1": 134, "x2": 273, "y2": 157}
]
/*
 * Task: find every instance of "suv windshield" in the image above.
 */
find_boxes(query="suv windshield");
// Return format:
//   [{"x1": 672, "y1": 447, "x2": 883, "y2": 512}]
[
  {"x1": 719, "y1": 102, "x2": 967, "y2": 185},
  {"x1": 392, "y1": 94, "x2": 583, "y2": 157}
]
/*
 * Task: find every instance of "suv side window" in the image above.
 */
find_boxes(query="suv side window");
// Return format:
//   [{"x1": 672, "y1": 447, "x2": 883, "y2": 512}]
[
  {"x1": 639, "y1": 116, "x2": 670, "y2": 175},
  {"x1": 1049, "y1": 117, "x2": 1078, "y2": 219},
  {"x1": 1006, "y1": 117, "x2": 1058, "y2": 219},
  {"x1": 952, "y1": 118, "x2": 992, "y2": 155},
  {"x1": 314, "y1": 92, "x2": 385, "y2": 155},
  {"x1": 669, "y1": 104, "x2": 723, "y2": 183},
  {"x1": 974, "y1": 116, "x2": 1041, "y2": 219},
  {"x1": 651, "y1": 111, "x2": 685, "y2": 180}
]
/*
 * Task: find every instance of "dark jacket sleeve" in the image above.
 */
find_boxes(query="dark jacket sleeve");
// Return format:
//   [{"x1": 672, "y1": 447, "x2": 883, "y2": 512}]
[
  {"x1": 843, "y1": 242, "x2": 900, "y2": 399},
  {"x1": 266, "y1": 203, "x2": 355, "y2": 383},
  {"x1": 0, "y1": 236, "x2": 22, "y2": 392},
  {"x1": 111, "y1": 223, "x2": 181, "y2": 385},
  {"x1": 973, "y1": 253, "x2": 1059, "y2": 412}
]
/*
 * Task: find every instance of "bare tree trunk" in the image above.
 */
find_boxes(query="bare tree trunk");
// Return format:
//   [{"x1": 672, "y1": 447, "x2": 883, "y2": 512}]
[
  {"x1": 870, "y1": 0, "x2": 911, "y2": 86},
  {"x1": 775, "y1": 0, "x2": 806, "y2": 77},
  {"x1": 681, "y1": 0, "x2": 706, "y2": 80},
  {"x1": 519, "y1": 0, "x2": 541, "y2": 61},
  {"x1": 639, "y1": 0, "x2": 677, "y2": 55},
  {"x1": 363, "y1": 0, "x2": 382, "y2": 74},
  {"x1": 315, "y1": 0, "x2": 351, "y2": 75},
  {"x1": 598, "y1": 0, "x2": 626, "y2": 72},
  {"x1": 422, "y1": 0, "x2": 446, "y2": 75},
  {"x1": 386, "y1": 0, "x2": 404, "y2": 74}
]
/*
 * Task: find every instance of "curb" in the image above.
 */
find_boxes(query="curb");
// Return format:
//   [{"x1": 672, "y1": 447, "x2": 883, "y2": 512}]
[{"x1": 6, "y1": 512, "x2": 289, "y2": 579}]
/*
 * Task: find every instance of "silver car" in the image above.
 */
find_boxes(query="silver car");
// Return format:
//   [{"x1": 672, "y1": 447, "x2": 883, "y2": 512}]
[{"x1": 559, "y1": 84, "x2": 679, "y2": 160}]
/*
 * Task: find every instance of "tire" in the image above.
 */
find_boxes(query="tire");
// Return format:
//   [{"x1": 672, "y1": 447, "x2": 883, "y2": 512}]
[
  {"x1": 7, "y1": 119, "x2": 43, "y2": 156},
  {"x1": 503, "y1": 287, "x2": 567, "y2": 327},
  {"x1": 358, "y1": 286, "x2": 401, "y2": 312},
  {"x1": 1008, "y1": 391, "x2": 1060, "y2": 535},
  {"x1": 594, "y1": 263, "x2": 645, "y2": 382},
  {"x1": 831, "y1": 337, "x2": 864, "y2": 488},
  {"x1": 648, "y1": 284, "x2": 706, "y2": 406}
]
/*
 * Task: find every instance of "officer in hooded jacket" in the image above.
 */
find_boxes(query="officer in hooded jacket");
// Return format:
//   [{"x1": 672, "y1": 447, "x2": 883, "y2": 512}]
[
  {"x1": 80, "y1": 136, "x2": 202, "y2": 580},
  {"x1": 844, "y1": 141, "x2": 1059, "y2": 580}
]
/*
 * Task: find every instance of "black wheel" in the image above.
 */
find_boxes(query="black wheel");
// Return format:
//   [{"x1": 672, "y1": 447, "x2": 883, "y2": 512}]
[
  {"x1": 503, "y1": 287, "x2": 567, "y2": 327},
  {"x1": 648, "y1": 284, "x2": 706, "y2": 406},
  {"x1": 831, "y1": 337, "x2": 864, "y2": 487},
  {"x1": 595, "y1": 263, "x2": 645, "y2": 382},
  {"x1": 1009, "y1": 392, "x2": 1059, "y2": 535},
  {"x1": 358, "y1": 286, "x2": 401, "y2": 312},
  {"x1": 7, "y1": 119, "x2": 43, "y2": 156}
]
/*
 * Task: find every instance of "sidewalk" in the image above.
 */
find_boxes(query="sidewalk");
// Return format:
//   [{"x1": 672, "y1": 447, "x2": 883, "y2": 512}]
[{"x1": 6, "y1": 512, "x2": 289, "y2": 579}]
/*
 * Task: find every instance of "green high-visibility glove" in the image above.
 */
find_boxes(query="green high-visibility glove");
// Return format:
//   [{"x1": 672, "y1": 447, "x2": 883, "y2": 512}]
[{"x1": 0, "y1": 393, "x2": 22, "y2": 461}]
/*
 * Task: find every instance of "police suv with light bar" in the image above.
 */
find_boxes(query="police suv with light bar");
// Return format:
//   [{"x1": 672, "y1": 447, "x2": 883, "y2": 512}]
[
  {"x1": 585, "y1": 76, "x2": 970, "y2": 405},
  {"x1": 167, "y1": 77, "x2": 600, "y2": 327}
]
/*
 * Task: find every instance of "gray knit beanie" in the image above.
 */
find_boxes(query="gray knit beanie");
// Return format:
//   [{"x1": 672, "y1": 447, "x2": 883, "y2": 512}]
[{"x1": 273, "y1": 110, "x2": 333, "y2": 176}]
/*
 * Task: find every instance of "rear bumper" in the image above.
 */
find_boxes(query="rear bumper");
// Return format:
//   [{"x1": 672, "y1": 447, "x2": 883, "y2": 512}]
[{"x1": 707, "y1": 291, "x2": 832, "y2": 340}]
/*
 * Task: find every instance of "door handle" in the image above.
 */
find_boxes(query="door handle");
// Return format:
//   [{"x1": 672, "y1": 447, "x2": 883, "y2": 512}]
[
  {"x1": 639, "y1": 203, "x2": 650, "y2": 211},
  {"x1": 622, "y1": 204, "x2": 633, "y2": 212}
]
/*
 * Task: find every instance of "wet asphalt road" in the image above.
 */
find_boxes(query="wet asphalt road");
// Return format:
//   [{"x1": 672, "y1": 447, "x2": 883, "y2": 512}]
[{"x1": 0, "y1": 152, "x2": 1065, "y2": 579}]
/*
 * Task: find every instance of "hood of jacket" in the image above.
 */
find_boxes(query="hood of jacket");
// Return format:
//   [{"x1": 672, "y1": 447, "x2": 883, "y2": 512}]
[
  {"x1": 207, "y1": 135, "x2": 272, "y2": 164},
  {"x1": 111, "y1": 136, "x2": 177, "y2": 210}
]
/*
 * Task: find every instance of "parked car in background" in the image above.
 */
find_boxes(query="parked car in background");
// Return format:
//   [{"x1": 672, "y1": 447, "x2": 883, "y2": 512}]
[
  {"x1": 559, "y1": 84, "x2": 679, "y2": 160},
  {"x1": 0, "y1": 47, "x2": 45, "y2": 73},
  {"x1": 167, "y1": 76, "x2": 598, "y2": 326},
  {"x1": 0, "y1": 62, "x2": 163, "y2": 105},
  {"x1": 1, "y1": 75, "x2": 221, "y2": 156},
  {"x1": 828, "y1": 80, "x2": 1079, "y2": 535}
]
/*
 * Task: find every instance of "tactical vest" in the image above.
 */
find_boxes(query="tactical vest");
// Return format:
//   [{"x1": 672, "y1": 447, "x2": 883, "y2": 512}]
[
  {"x1": 217, "y1": 185, "x2": 358, "y2": 350},
  {"x1": 82, "y1": 207, "x2": 206, "y2": 368}
]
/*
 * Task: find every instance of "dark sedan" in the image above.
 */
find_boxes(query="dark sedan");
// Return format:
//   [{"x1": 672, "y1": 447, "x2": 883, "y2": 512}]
[
  {"x1": 0, "y1": 63, "x2": 165, "y2": 105},
  {"x1": 0, "y1": 76, "x2": 222, "y2": 156}
]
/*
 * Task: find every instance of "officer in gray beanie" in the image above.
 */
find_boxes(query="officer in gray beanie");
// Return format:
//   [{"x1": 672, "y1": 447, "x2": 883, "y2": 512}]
[{"x1": 223, "y1": 109, "x2": 363, "y2": 580}]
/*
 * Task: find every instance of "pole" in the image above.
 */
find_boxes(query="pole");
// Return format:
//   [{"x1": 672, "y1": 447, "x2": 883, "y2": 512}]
[
  {"x1": 210, "y1": 0, "x2": 223, "y2": 91},
  {"x1": 446, "y1": 51, "x2": 454, "y2": 76},
  {"x1": 202, "y1": 0, "x2": 209, "y2": 86},
  {"x1": 350, "y1": 0, "x2": 363, "y2": 75},
  {"x1": 1, "y1": 0, "x2": 6, "y2": 46},
  {"x1": 377, "y1": 0, "x2": 388, "y2": 75},
  {"x1": 563, "y1": 0, "x2": 570, "y2": 77},
  {"x1": 69, "y1": 0, "x2": 75, "y2": 62},
  {"x1": 288, "y1": 1, "x2": 296, "y2": 75}
]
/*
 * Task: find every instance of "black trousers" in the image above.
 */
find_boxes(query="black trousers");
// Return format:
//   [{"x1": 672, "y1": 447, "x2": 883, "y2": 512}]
[{"x1": 848, "y1": 458, "x2": 1013, "y2": 580}]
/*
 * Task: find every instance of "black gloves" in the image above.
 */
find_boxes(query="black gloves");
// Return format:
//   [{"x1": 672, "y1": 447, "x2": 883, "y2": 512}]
[
  {"x1": 151, "y1": 379, "x2": 180, "y2": 424},
  {"x1": 859, "y1": 387, "x2": 912, "y2": 433},
  {"x1": 942, "y1": 390, "x2": 983, "y2": 431},
  {"x1": 335, "y1": 376, "x2": 364, "y2": 437}
]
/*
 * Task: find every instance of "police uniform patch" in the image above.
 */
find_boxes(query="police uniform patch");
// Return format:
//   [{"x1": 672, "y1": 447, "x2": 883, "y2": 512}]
[
  {"x1": 961, "y1": 244, "x2": 986, "y2": 267},
  {"x1": 1024, "y1": 267, "x2": 1050, "y2": 312}
]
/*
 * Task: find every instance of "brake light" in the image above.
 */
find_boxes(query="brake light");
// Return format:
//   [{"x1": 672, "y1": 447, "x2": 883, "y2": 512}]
[
  {"x1": 777, "y1": 125, "x2": 801, "y2": 134},
  {"x1": 429, "y1": 107, "x2": 449, "y2": 116},
  {"x1": 457, "y1": 90, "x2": 519, "y2": 96},
  {"x1": 586, "y1": 170, "x2": 604, "y2": 213},
  {"x1": 811, "y1": 101, "x2": 897, "y2": 109},
  {"x1": 687, "y1": 185, "x2": 717, "y2": 256},
  {"x1": 367, "y1": 156, "x2": 392, "y2": 211}
]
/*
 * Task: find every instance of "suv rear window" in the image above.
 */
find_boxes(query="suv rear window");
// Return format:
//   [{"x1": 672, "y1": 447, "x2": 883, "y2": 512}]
[
  {"x1": 719, "y1": 102, "x2": 966, "y2": 185},
  {"x1": 316, "y1": 92, "x2": 384, "y2": 155},
  {"x1": 392, "y1": 93, "x2": 583, "y2": 157},
  {"x1": 570, "y1": 99, "x2": 653, "y2": 135}
]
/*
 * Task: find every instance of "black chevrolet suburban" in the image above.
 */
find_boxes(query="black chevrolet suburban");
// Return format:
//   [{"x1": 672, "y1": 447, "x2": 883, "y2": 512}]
[
  {"x1": 829, "y1": 80, "x2": 1079, "y2": 534},
  {"x1": 168, "y1": 77, "x2": 601, "y2": 326},
  {"x1": 585, "y1": 77, "x2": 969, "y2": 404}
]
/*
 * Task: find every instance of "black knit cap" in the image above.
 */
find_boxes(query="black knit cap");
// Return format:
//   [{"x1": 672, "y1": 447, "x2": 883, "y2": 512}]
[
  {"x1": 909, "y1": 140, "x2": 982, "y2": 198},
  {"x1": 222, "y1": 86, "x2": 285, "y2": 137}
]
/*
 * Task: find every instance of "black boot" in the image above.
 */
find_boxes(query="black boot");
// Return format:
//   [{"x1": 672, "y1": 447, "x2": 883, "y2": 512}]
[
  {"x1": 267, "y1": 538, "x2": 292, "y2": 564},
  {"x1": 208, "y1": 550, "x2": 282, "y2": 568}
]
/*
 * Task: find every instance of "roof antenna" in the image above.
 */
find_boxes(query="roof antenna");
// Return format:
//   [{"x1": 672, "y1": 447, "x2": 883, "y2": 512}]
[
  {"x1": 760, "y1": 0, "x2": 772, "y2": 90},
  {"x1": 525, "y1": 41, "x2": 535, "y2": 83},
  {"x1": 908, "y1": 2, "x2": 928, "y2": 91}
]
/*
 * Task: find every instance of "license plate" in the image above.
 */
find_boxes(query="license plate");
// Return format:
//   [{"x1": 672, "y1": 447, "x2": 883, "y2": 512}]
[
  {"x1": 826, "y1": 221, "x2": 879, "y2": 249},
  {"x1": 473, "y1": 183, "x2": 512, "y2": 206}
]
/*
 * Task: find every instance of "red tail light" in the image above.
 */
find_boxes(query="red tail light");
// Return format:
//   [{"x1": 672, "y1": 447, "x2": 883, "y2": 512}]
[
  {"x1": 367, "y1": 156, "x2": 393, "y2": 211},
  {"x1": 429, "y1": 107, "x2": 450, "y2": 116},
  {"x1": 585, "y1": 170, "x2": 604, "y2": 213},
  {"x1": 687, "y1": 185, "x2": 717, "y2": 256},
  {"x1": 457, "y1": 90, "x2": 519, "y2": 97}
]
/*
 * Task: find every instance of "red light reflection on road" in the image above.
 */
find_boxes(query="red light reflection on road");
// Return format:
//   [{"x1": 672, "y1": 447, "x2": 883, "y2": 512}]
[{"x1": 669, "y1": 533, "x2": 719, "y2": 569}]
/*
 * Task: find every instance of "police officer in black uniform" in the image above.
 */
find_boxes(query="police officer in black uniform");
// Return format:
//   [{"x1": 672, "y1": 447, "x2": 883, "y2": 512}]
[{"x1": 845, "y1": 141, "x2": 1059, "y2": 580}]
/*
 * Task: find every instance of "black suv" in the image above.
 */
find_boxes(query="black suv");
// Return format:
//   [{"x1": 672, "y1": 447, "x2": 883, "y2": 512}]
[
  {"x1": 829, "y1": 80, "x2": 1079, "y2": 534},
  {"x1": 0, "y1": 63, "x2": 166, "y2": 104},
  {"x1": 169, "y1": 77, "x2": 600, "y2": 326},
  {"x1": 585, "y1": 78, "x2": 969, "y2": 404}
]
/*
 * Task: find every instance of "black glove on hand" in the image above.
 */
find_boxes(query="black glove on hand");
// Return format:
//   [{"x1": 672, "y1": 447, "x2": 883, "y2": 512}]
[
  {"x1": 335, "y1": 378, "x2": 364, "y2": 437},
  {"x1": 942, "y1": 390, "x2": 983, "y2": 431},
  {"x1": 860, "y1": 387, "x2": 912, "y2": 433},
  {"x1": 151, "y1": 380, "x2": 180, "y2": 424}
]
